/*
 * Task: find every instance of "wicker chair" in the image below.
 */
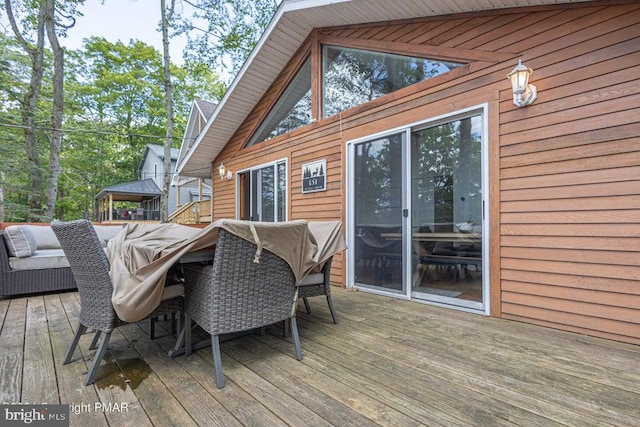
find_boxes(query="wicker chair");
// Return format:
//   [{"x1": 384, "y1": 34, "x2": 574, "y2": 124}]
[
  {"x1": 297, "y1": 256, "x2": 338, "y2": 324},
  {"x1": 183, "y1": 228, "x2": 302, "y2": 389},
  {"x1": 51, "y1": 219, "x2": 184, "y2": 386}
]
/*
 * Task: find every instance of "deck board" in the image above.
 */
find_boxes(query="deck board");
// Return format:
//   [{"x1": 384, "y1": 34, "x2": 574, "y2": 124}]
[
  {"x1": 22, "y1": 296, "x2": 58, "y2": 404},
  {"x1": 2, "y1": 288, "x2": 639, "y2": 426},
  {"x1": 0, "y1": 298, "x2": 26, "y2": 404},
  {"x1": 43, "y1": 293, "x2": 108, "y2": 427}
]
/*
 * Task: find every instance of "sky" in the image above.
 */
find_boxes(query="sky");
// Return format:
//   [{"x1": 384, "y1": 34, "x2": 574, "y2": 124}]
[{"x1": 61, "y1": 0, "x2": 190, "y2": 64}]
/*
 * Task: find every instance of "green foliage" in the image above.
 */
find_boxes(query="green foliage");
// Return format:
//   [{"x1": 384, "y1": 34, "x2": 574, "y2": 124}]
[
  {"x1": 0, "y1": 32, "x2": 54, "y2": 222},
  {"x1": 178, "y1": 0, "x2": 279, "y2": 79},
  {"x1": 1, "y1": 32, "x2": 226, "y2": 221}
]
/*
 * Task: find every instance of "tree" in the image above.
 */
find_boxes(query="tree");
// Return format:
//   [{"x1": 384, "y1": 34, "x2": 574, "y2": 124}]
[
  {"x1": 3, "y1": 0, "x2": 47, "y2": 221},
  {"x1": 160, "y1": 0, "x2": 175, "y2": 222},
  {"x1": 1, "y1": 0, "x2": 81, "y2": 221},
  {"x1": 55, "y1": 37, "x2": 225, "y2": 220},
  {"x1": 179, "y1": 0, "x2": 279, "y2": 79},
  {"x1": 75, "y1": 37, "x2": 167, "y2": 176},
  {"x1": 43, "y1": 0, "x2": 76, "y2": 221},
  {"x1": 1, "y1": 2, "x2": 229, "y2": 222},
  {"x1": 0, "y1": 32, "x2": 31, "y2": 221}
]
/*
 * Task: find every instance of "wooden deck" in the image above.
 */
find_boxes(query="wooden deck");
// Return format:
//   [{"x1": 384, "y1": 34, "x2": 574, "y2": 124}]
[{"x1": 1, "y1": 288, "x2": 639, "y2": 426}]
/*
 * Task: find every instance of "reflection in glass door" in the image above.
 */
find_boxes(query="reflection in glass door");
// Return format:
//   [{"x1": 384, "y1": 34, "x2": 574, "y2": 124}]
[
  {"x1": 349, "y1": 108, "x2": 487, "y2": 312},
  {"x1": 411, "y1": 114, "x2": 484, "y2": 309},
  {"x1": 238, "y1": 160, "x2": 287, "y2": 222},
  {"x1": 352, "y1": 132, "x2": 405, "y2": 294}
]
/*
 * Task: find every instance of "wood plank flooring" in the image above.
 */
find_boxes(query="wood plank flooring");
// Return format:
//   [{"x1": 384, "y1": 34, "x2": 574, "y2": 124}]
[{"x1": 1, "y1": 288, "x2": 639, "y2": 426}]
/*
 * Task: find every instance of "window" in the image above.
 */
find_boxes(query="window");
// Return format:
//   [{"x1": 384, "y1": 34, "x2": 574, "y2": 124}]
[
  {"x1": 247, "y1": 58, "x2": 312, "y2": 147},
  {"x1": 323, "y1": 46, "x2": 463, "y2": 117},
  {"x1": 238, "y1": 159, "x2": 287, "y2": 222}
]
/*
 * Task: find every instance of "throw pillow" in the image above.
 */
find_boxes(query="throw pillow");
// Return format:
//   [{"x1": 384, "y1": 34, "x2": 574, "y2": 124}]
[{"x1": 3, "y1": 225, "x2": 37, "y2": 257}]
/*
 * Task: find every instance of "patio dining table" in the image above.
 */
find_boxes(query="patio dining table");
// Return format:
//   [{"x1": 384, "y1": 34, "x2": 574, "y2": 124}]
[{"x1": 106, "y1": 219, "x2": 346, "y2": 323}]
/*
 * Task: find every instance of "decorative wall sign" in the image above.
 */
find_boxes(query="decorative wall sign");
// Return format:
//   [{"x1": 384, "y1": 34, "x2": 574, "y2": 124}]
[{"x1": 302, "y1": 159, "x2": 326, "y2": 193}]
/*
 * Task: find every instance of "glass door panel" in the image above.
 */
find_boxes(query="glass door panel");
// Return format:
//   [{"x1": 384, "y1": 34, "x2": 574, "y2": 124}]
[
  {"x1": 238, "y1": 160, "x2": 287, "y2": 222},
  {"x1": 352, "y1": 132, "x2": 405, "y2": 293},
  {"x1": 259, "y1": 167, "x2": 275, "y2": 222},
  {"x1": 410, "y1": 115, "x2": 483, "y2": 307}
]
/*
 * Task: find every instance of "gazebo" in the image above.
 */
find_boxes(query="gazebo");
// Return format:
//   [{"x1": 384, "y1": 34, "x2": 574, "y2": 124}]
[{"x1": 95, "y1": 178, "x2": 161, "y2": 223}]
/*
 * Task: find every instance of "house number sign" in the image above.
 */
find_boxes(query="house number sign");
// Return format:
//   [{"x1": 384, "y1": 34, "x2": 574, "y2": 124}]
[{"x1": 301, "y1": 159, "x2": 326, "y2": 193}]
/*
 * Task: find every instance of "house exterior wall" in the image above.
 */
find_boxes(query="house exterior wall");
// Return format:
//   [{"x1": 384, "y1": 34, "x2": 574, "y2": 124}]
[
  {"x1": 141, "y1": 154, "x2": 179, "y2": 214},
  {"x1": 209, "y1": 0, "x2": 640, "y2": 344}
]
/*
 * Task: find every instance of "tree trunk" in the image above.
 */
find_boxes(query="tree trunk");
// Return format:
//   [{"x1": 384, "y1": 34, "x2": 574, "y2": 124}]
[
  {"x1": 44, "y1": 0, "x2": 65, "y2": 221},
  {"x1": 0, "y1": 172, "x2": 5, "y2": 222},
  {"x1": 4, "y1": 0, "x2": 46, "y2": 221},
  {"x1": 160, "y1": 0, "x2": 175, "y2": 222}
]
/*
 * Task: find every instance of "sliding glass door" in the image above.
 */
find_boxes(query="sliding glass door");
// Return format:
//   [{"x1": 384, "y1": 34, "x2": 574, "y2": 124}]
[
  {"x1": 410, "y1": 115, "x2": 484, "y2": 310},
  {"x1": 349, "y1": 107, "x2": 487, "y2": 312},
  {"x1": 351, "y1": 132, "x2": 406, "y2": 294}
]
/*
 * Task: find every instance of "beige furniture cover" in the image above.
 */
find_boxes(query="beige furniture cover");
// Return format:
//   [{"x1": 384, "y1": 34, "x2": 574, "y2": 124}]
[{"x1": 107, "y1": 219, "x2": 346, "y2": 322}]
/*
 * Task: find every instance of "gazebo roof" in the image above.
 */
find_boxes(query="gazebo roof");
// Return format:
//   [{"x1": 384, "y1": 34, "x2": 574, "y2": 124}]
[{"x1": 95, "y1": 178, "x2": 161, "y2": 202}]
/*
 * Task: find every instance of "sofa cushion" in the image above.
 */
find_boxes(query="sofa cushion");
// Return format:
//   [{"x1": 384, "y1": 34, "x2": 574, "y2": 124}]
[
  {"x1": 25, "y1": 225, "x2": 61, "y2": 250},
  {"x1": 3, "y1": 226, "x2": 37, "y2": 257},
  {"x1": 9, "y1": 249, "x2": 70, "y2": 271},
  {"x1": 94, "y1": 225, "x2": 124, "y2": 247}
]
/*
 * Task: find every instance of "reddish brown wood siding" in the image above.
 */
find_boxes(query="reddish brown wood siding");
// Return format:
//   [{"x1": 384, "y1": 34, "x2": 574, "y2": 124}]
[
  {"x1": 497, "y1": 2, "x2": 640, "y2": 345},
  {"x1": 210, "y1": 1, "x2": 640, "y2": 345}
]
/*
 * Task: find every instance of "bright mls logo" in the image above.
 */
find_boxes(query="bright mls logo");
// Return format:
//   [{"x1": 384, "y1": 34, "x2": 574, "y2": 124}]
[
  {"x1": 2, "y1": 404, "x2": 68, "y2": 426},
  {"x1": 302, "y1": 159, "x2": 326, "y2": 193}
]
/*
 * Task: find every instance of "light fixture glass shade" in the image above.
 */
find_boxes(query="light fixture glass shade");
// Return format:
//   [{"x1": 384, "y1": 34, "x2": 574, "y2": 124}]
[
  {"x1": 508, "y1": 60, "x2": 530, "y2": 93},
  {"x1": 218, "y1": 162, "x2": 225, "y2": 180},
  {"x1": 507, "y1": 59, "x2": 537, "y2": 107}
]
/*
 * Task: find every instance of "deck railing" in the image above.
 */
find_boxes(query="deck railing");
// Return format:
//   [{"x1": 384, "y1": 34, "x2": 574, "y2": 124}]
[{"x1": 169, "y1": 200, "x2": 211, "y2": 224}]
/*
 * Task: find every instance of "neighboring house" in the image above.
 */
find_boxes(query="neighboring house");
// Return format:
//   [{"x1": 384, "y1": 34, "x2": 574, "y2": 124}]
[
  {"x1": 174, "y1": 0, "x2": 640, "y2": 345},
  {"x1": 139, "y1": 144, "x2": 181, "y2": 214},
  {"x1": 172, "y1": 100, "x2": 214, "y2": 211},
  {"x1": 96, "y1": 143, "x2": 210, "y2": 222}
]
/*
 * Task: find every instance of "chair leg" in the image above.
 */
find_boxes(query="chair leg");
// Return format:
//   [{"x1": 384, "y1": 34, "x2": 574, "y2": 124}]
[
  {"x1": 150, "y1": 317, "x2": 156, "y2": 339},
  {"x1": 283, "y1": 318, "x2": 290, "y2": 338},
  {"x1": 185, "y1": 313, "x2": 192, "y2": 357},
  {"x1": 89, "y1": 331, "x2": 101, "y2": 350},
  {"x1": 64, "y1": 323, "x2": 87, "y2": 365},
  {"x1": 211, "y1": 335, "x2": 225, "y2": 389},
  {"x1": 303, "y1": 297, "x2": 311, "y2": 314},
  {"x1": 290, "y1": 317, "x2": 303, "y2": 361},
  {"x1": 85, "y1": 331, "x2": 111, "y2": 386},
  {"x1": 326, "y1": 295, "x2": 339, "y2": 324}
]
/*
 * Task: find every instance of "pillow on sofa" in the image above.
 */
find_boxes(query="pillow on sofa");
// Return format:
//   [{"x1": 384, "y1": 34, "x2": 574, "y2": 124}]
[
  {"x1": 3, "y1": 225, "x2": 37, "y2": 257},
  {"x1": 25, "y1": 225, "x2": 61, "y2": 250}
]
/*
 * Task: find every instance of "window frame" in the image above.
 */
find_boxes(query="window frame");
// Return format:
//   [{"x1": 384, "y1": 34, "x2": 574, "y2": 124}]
[
  {"x1": 235, "y1": 157, "x2": 289, "y2": 222},
  {"x1": 245, "y1": 56, "x2": 312, "y2": 147},
  {"x1": 321, "y1": 44, "x2": 464, "y2": 119}
]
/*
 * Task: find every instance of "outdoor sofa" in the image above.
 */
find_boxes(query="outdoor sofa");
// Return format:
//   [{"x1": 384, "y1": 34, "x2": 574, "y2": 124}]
[{"x1": 0, "y1": 223, "x2": 122, "y2": 297}]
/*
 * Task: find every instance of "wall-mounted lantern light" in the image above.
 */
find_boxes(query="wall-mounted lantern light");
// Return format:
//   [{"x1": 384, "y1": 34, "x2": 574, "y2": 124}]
[
  {"x1": 218, "y1": 162, "x2": 232, "y2": 180},
  {"x1": 507, "y1": 59, "x2": 537, "y2": 107}
]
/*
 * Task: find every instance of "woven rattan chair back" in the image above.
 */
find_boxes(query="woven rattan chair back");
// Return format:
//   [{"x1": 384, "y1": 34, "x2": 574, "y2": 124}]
[
  {"x1": 52, "y1": 219, "x2": 183, "y2": 386},
  {"x1": 185, "y1": 228, "x2": 296, "y2": 335},
  {"x1": 51, "y1": 219, "x2": 117, "y2": 332},
  {"x1": 183, "y1": 228, "x2": 302, "y2": 388}
]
